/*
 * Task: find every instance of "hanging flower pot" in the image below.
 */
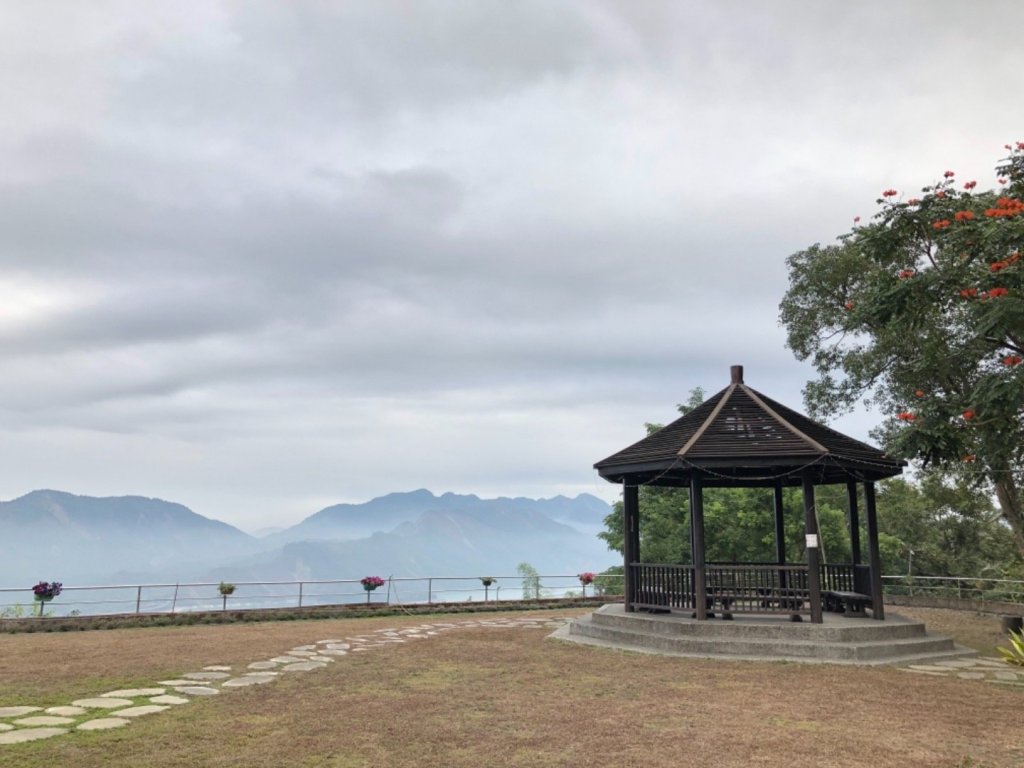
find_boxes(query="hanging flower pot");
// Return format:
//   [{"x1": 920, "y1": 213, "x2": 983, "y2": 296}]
[
  {"x1": 479, "y1": 577, "x2": 495, "y2": 602},
  {"x1": 360, "y1": 576, "x2": 385, "y2": 605},
  {"x1": 32, "y1": 581, "x2": 62, "y2": 617},
  {"x1": 578, "y1": 572, "x2": 595, "y2": 598}
]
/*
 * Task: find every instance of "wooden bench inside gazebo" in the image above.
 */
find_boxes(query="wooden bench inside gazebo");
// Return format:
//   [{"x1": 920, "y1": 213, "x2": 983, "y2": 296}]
[{"x1": 594, "y1": 365, "x2": 906, "y2": 623}]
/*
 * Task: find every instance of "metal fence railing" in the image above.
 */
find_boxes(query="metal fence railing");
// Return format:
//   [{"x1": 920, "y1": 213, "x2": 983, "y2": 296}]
[
  {"x1": 4, "y1": 572, "x2": 1021, "y2": 620},
  {"x1": 0, "y1": 573, "x2": 625, "y2": 619},
  {"x1": 881, "y1": 574, "x2": 1024, "y2": 603}
]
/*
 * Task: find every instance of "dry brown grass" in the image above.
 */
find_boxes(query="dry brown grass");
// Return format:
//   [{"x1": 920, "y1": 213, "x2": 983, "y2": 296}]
[
  {"x1": 893, "y1": 605, "x2": 1010, "y2": 657},
  {"x1": 2, "y1": 608, "x2": 1022, "y2": 768}
]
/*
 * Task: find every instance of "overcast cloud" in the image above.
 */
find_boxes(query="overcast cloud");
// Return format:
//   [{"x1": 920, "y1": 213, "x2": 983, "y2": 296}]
[{"x1": 2, "y1": 1, "x2": 1022, "y2": 531}]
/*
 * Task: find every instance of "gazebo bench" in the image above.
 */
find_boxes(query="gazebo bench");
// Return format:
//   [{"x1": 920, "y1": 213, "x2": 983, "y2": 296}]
[{"x1": 823, "y1": 590, "x2": 871, "y2": 615}]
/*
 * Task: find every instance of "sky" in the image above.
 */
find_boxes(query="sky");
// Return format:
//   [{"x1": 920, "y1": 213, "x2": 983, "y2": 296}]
[{"x1": 2, "y1": 2, "x2": 1023, "y2": 532}]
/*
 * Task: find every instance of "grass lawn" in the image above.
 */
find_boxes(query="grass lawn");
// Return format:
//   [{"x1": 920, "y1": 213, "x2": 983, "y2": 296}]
[{"x1": 1, "y1": 607, "x2": 1021, "y2": 768}]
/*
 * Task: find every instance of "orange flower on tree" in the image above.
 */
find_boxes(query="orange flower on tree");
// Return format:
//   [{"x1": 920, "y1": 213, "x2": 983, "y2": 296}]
[
  {"x1": 897, "y1": 269, "x2": 915, "y2": 279},
  {"x1": 843, "y1": 300, "x2": 854, "y2": 310},
  {"x1": 932, "y1": 220, "x2": 951, "y2": 230},
  {"x1": 882, "y1": 189, "x2": 898, "y2": 198},
  {"x1": 944, "y1": 170, "x2": 955, "y2": 178},
  {"x1": 914, "y1": 389, "x2": 925, "y2": 398},
  {"x1": 984, "y1": 287, "x2": 1009, "y2": 299},
  {"x1": 1002, "y1": 355, "x2": 1023, "y2": 366},
  {"x1": 963, "y1": 409, "x2": 975, "y2": 420},
  {"x1": 959, "y1": 287, "x2": 978, "y2": 298},
  {"x1": 964, "y1": 180, "x2": 977, "y2": 190},
  {"x1": 954, "y1": 210, "x2": 975, "y2": 222},
  {"x1": 897, "y1": 412, "x2": 915, "y2": 421},
  {"x1": 962, "y1": 454, "x2": 977, "y2": 463},
  {"x1": 985, "y1": 197, "x2": 1024, "y2": 218}
]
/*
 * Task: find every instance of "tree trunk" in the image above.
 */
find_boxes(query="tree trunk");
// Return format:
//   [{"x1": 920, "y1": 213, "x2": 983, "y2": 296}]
[{"x1": 994, "y1": 474, "x2": 1024, "y2": 557}]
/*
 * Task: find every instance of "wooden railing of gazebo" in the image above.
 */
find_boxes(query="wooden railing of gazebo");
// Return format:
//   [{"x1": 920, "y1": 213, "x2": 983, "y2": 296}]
[{"x1": 629, "y1": 562, "x2": 871, "y2": 618}]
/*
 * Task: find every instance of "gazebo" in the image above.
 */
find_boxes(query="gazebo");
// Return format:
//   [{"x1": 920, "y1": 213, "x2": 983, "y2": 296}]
[{"x1": 594, "y1": 365, "x2": 906, "y2": 623}]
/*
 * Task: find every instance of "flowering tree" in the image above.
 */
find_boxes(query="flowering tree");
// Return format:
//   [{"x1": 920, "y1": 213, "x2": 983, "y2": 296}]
[{"x1": 780, "y1": 143, "x2": 1024, "y2": 554}]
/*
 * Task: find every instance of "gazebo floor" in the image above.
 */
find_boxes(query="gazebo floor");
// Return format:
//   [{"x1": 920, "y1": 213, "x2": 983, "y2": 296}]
[{"x1": 552, "y1": 603, "x2": 977, "y2": 665}]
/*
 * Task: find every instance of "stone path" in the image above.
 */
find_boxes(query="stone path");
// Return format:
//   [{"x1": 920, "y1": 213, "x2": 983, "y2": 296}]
[
  {"x1": 899, "y1": 656, "x2": 1024, "y2": 686},
  {"x1": 0, "y1": 614, "x2": 564, "y2": 746}
]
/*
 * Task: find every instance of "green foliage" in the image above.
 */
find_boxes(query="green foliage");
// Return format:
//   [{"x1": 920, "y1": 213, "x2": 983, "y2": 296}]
[
  {"x1": 875, "y1": 474, "x2": 1022, "y2": 578},
  {"x1": 997, "y1": 628, "x2": 1024, "y2": 667},
  {"x1": 516, "y1": 562, "x2": 542, "y2": 599},
  {"x1": 779, "y1": 144, "x2": 1024, "y2": 554},
  {"x1": 594, "y1": 566, "x2": 624, "y2": 596},
  {"x1": 218, "y1": 581, "x2": 236, "y2": 596}
]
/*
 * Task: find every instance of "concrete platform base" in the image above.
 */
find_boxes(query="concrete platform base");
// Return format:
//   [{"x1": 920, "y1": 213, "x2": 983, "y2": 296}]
[{"x1": 552, "y1": 603, "x2": 977, "y2": 665}]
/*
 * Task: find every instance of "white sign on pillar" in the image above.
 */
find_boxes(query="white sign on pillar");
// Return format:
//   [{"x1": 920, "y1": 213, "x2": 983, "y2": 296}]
[{"x1": 805, "y1": 534, "x2": 819, "y2": 549}]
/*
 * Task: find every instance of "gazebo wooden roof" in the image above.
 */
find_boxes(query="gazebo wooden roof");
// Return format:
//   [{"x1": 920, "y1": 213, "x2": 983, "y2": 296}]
[{"x1": 595, "y1": 365, "x2": 905, "y2": 487}]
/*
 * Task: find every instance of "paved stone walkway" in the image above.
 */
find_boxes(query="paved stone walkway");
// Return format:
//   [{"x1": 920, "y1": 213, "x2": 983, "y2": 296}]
[
  {"x1": 899, "y1": 656, "x2": 1024, "y2": 686},
  {"x1": 0, "y1": 615, "x2": 564, "y2": 746}
]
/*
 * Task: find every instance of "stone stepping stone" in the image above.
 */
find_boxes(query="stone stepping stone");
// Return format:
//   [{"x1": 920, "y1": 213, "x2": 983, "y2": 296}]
[
  {"x1": 352, "y1": 647, "x2": 370, "y2": 652},
  {"x1": 222, "y1": 675, "x2": 276, "y2": 688},
  {"x1": 292, "y1": 645, "x2": 317, "y2": 651},
  {"x1": 323, "y1": 643, "x2": 350, "y2": 650},
  {"x1": 316, "y1": 639, "x2": 344, "y2": 644},
  {"x1": 0, "y1": 706, "x2": 41, "y2": 717},
  {"x1": 46, "y1": 706, "x2": 87, "y2": 716},
  {"x1": 203, "y1": 665, "x2": 232, "y2": 671},
  {"x1": 957, "y1": 672, "x2": 986, "y2": 680},
  {"x1": 150, "y1": 695, "x2": 190, "y2": 705},
  {"x1": 285, "y1": 650, "x2": 317, "y2": 657},
  {"x1": 78, "y1": 718, "x2": 131, "y2": 731},
  {"x1": 173, "y1": 686, "x2": 219, "y2": 696},
  {"x1": 102, "y1": 688, "x2": 165, "y2": 698},
  {"x1": 72, "y1": 697, "x2": 134, "y2": 709},
  {"x1": 270, "y1": 656, "x2": 303, "y2": 664},
  {"x1": 994, "y1": 671, "x2": 1021, "y2": 681},
  {"x1": 900, "y1": 669, "x2": 947, "y2": 677},
  {"x1": 248, "y1": 661, "x2": 279, "y2": 670},
  {"x1": 184, "y1": 671, "x2": 230, "y2": 681},
  {"x1": 0, "y1": 727, "x2": 68, "y2": 744},
  {"x1": 318, "y1": 649, "x2": 348, "y2": 656},
  {"x1": 111, "y1": 705, "x2": 169, "y2": 718},
  {"x1": 282, "y1": 661, "x2": 326, "y2": 672},
  {"x1": 0, "y1": 724, "x2": 12, "y2": 732},
  {"x1": 936, "y1": 660, "x2": 977, "y2": 668},
  {"x1": 13, "y1": 715, "x2": 76, "y2": 727},
  {"x1": 907, "y1": 665, "x2": 952, "y2": 672}
]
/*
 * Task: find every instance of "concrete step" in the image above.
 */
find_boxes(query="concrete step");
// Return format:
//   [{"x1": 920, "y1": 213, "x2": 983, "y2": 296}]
[
  {"x1": 590, "y1": 607, "x2": 928, "y2": 642},
  {"x1": 555, "y1": 605, "x2": 978, "y2": 666}
]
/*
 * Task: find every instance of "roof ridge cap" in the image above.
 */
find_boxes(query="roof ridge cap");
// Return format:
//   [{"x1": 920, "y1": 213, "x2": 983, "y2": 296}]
[
  {"x1": 740, "y1": 384, "x2": 828, "y2": 454},
  {"x1": 677, "y1": 384, "x2": 736, "y2": 457}
]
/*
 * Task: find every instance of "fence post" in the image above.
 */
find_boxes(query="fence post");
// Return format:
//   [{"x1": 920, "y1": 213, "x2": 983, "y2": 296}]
[
  {"x1": 298, "y1": 582, "x2": 303, "y2": 608},
  {"x1": 427, "y1": 578, "x2": 432, "y2": 605},
  {"x1": 135, "y1": 585, "x2": 142, "y2": 614}
]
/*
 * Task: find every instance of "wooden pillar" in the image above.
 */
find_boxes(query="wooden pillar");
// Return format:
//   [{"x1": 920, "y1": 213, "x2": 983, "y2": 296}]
[
  {"x1": 623, "y1": 482, "x2": 639, "y2": 612},
  {"x1": 690, "y1": 474, "x2": 707, "y2": 620},
  {"x1": 773, "y1": 483, "x2": 786, "y2": 564},
  {"x1": 846, "y1": 481, "x2": 862, "y2": 565},
  {"x1": 863, "y1": 481, "x2": 885, "y2": 620},
  {"x1": 773, "y1": 482, "x2": 787, "y2": 591},
  {"x1": 801, "y1": 473, "x2": 823, "y2": 624}
]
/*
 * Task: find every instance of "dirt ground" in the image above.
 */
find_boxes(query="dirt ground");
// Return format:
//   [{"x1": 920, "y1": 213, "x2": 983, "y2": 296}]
[{"x1": 1, "y1": 608, "x2": 1021, "y2": 768}]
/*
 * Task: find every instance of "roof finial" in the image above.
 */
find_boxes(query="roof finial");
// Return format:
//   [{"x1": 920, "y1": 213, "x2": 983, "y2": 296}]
[{"x1": 730, "y1": 365, "x2": 744, "y2": 384}]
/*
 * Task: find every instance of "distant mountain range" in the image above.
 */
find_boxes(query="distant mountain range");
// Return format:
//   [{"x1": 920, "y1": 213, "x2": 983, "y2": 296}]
[{"x1": 0, "y1": 489, "x2": 616, "y2": 589}]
